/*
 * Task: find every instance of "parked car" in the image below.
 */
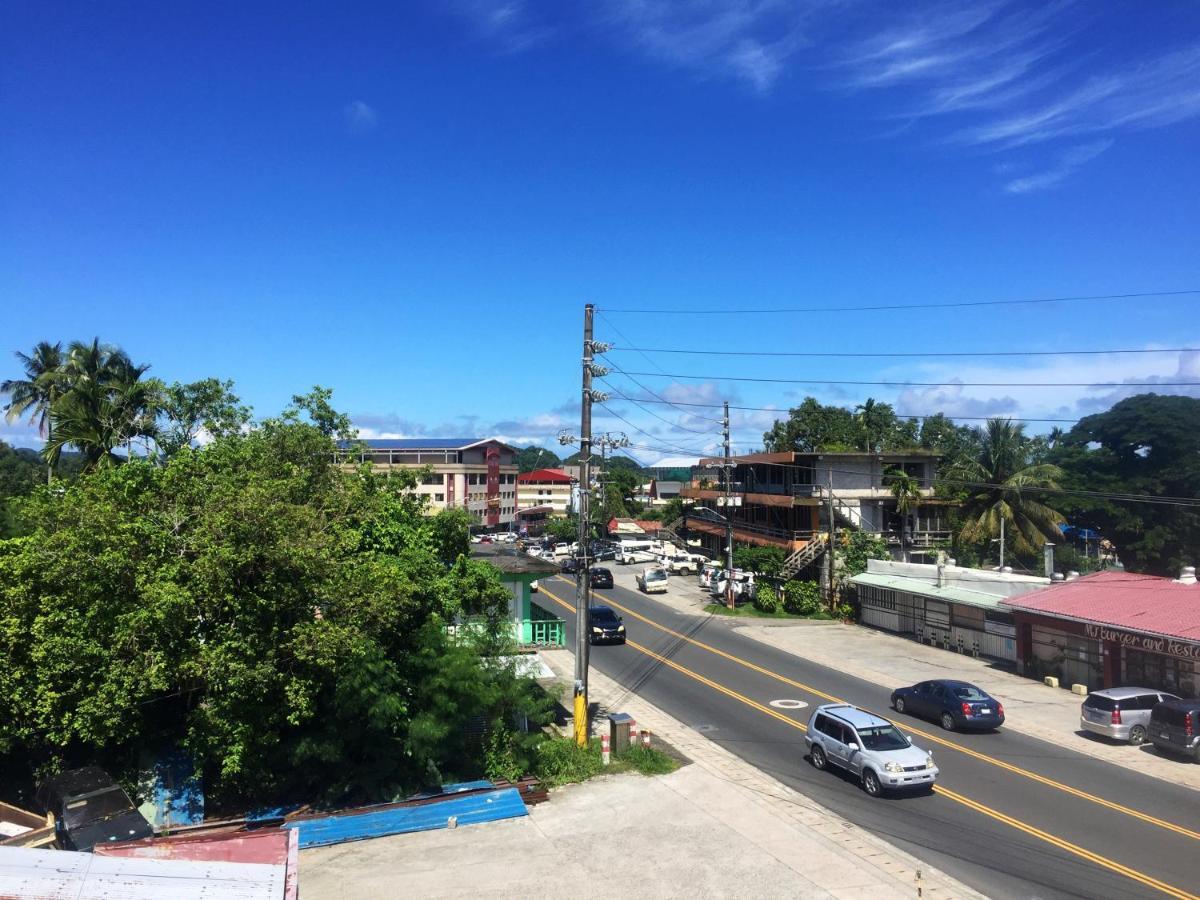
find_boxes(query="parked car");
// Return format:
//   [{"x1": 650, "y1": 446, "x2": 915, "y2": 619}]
[
  {"x1": 711, "y1": 570, "x2": 755, "y2": 602},
  {"x1": 590, "y1": 567, "x2": 614, "y2": 589},
  {"x1": 659, "y1": 552, "x2": 696, "y2": 575},
  {"x1": 891, "y1": 680, "x2": 1005, "y2": 732},
  {"x1": 560, "y1": 557, "x2": 579, "y2": 575},
  {"x1": 553, "y1": 543, "x2": 572, "y2": 557},
  {"x1": 698, "y1": 562, "x2": 725, "y2": 590},
  {"x1": 593, "y1": 547, "x2": 618, "y2": 562},
  {"x1": 526, "y1": 546, "x2": 546, "y2": 558},
  {"x1": 805, "y1": 704, "x2": 938, "y2": 797},
  {"x1": 1149, "y1": 699, "x2": 1200, "y2": 761},
  {"x1": 479, "y1": 535, "x2": 494, "y2": 544},
  {"x1": 636, "y1": 566, "x2": 669, "y2": 593},
  {"x1": 588, "y1": 605, "x2": 626, "y2": 644},
  {"x1": 36, "y1": 767, "x2": 154, "y2": 851},
  {"x1": 1080, "y1": 687, "x2": 1180, "y2": 745}
]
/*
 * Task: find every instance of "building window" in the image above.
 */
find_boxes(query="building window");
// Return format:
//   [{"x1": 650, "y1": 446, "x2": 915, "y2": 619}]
[{"x1": 434, "y1": 493, "x2": 444, "y2": 502}]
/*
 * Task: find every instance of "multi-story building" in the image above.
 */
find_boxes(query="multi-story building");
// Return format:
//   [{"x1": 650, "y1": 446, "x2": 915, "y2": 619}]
[
  {"x1": 348, "y1": 438, "x2": 519, "y2": 529},
  {"x1": 680, "y1": 450, "x2": 951, "y2": 574},
  {"x1": 516, "y1": 468, "x2": 575, "y2": 518}
]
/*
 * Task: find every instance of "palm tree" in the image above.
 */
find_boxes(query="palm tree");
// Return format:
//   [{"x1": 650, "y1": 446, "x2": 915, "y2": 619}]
[
  {"x1": 44, "y1": 338, "x2": 154, "y2": 471},
  {"x1": 951, "y1": 419, "x2": 1066, "y2": 563},
  {"x1": 885, "y1": 466, "x2": 922, "y2": 563},
  {"x1": 1, "y1": 341, "x2": 66, "y2": 483}
]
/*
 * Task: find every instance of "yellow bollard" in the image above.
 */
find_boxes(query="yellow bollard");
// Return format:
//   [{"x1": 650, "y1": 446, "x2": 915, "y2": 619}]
[{"x1": 574, "y1": 693, "x2": 588, "y2": 747}]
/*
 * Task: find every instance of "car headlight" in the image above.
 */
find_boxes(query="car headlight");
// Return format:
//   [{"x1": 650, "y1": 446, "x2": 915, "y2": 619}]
[
  {"x1": 925, "y1": 755, "x2": 935, "y2": 769},
  {"x1": 591, "y1": 627, "x2": 602, "y2": 633},
  {"x1": 883, "y1": 761, "x2": 904, "y2": 774},
  {"x1": 617, "y1": 625, "x2": 625, "y2": 631}
]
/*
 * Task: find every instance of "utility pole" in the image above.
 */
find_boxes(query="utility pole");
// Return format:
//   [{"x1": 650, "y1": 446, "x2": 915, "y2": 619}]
[
  {"x1": 723, "y1": 401, "x2": 735, "y2": 610},
  {"x1": 574, "y1": 304, "x2": 594, "y2": 748},
  {"x1": 999, "y1": 516, "x2": 1006, "y2": 570},
  {"x1": 826, "y1": 466, "x2": 836, "y2": 613}
]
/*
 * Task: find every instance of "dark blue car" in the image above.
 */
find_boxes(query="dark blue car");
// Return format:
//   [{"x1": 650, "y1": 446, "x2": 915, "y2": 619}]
[{"x1": 891, "y1": 679, "x2": 1005, "y2": 732}]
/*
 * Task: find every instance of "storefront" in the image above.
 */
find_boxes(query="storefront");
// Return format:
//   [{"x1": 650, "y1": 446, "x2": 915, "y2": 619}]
[
  {"x1": 850, "y1": 561, "x2": 1049, "y2": 664},
  {"x1": 1004, "y1": 569, "x2": 1200, "y2": 696}
]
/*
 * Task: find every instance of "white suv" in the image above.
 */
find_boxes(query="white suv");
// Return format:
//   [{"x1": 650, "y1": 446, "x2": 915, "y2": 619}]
[{"x1": 805, "y1": 703, "x2": 938, "y2": 797}]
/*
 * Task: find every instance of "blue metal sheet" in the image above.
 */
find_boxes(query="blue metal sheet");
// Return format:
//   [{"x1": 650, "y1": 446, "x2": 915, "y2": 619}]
[{"x1": 285, "y1": 788, "x2": 527, "y2": 849}]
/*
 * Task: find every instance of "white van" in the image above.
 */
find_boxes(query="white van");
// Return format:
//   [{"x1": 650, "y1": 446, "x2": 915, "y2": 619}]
[
  {"x1": 636, "y1": 567, "x2": 670, "y2": 594},
  {"x1": 698, "y1": 562, "x2": 725, "y2": 590},
  {"x1": 552, "y1": 543, "x2": 571, "y2": 557}
]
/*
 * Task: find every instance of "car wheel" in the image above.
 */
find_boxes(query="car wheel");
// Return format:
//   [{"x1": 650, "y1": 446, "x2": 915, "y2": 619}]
[
  {"x1": 894, "y1": 697, "x2": 906, "y2": 714},
  {"x1": 810, "y1": 745, "x2": 828, "y2": 770},
  {"x1": 940, "y1": 712, "x2": 956, "y2": 731},
  {"x1": 1129, "y1": 725, "x2": 1147, "y2": 746},
  {"x1": 862, "y1": 769, "x2": 882, "y2": 797}
]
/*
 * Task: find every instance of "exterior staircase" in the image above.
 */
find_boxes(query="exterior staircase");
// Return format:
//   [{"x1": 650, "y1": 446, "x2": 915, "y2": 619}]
[
  {"x1": 658, "y1": 515, "x2": 686, "y2": 548},
  {"x1": 780, "y1": 532, "x2": 829, "y2": 580}
]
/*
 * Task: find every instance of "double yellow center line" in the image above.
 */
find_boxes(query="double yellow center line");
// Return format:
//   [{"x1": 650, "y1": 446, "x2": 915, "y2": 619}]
[{"x1": 540, "y1": 582, "x2": 1199, "y2": 900}]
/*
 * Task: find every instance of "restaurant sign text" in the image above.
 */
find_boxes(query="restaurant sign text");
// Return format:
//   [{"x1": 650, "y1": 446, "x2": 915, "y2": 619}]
[{"x1": 1085, "y1": 624, "x2": 1200, "y2": 661}]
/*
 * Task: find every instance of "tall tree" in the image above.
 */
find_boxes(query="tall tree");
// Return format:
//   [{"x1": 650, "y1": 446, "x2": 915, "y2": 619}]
[
  {"x1": 885, "y1": 466, "x2": 922, "y2": 563},
  {"x1": 1052, "y1": 394, "x2": 1200, "y2": 576},
  {"x1": 155, "y1": 378, "x2": 252, "y2": 458},
  {"x1": 45, "y1": 339, "x2": 153, "y2": 470},
  {"x1": 763, "y1": 397, "x2": 859, "y2": 452},
  {"x1": 1, "y1": 342, "x2": 66, "y2": 483},
  {"x1": 515, "y1": 445, "x2": 561, "y2": 473},
  {"x1": 950, "y1": 419, "x2": 1066, "y2": 563}
]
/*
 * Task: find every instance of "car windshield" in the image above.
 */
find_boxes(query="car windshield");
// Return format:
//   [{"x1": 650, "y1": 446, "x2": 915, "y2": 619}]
[
  {"x1": 590, "y1": 608, "x2": 618, "y2": 624},
  {"x1": 645, "y1": 570, "x2": 666, "y2": 581},
  {"x1": 1084, "y1": 694, "x2": 1116, "y2": 711},
  {"x1": 62, "y1": 789, "x2": 133, "y2": 828},
  {"x1": 856, "y1": 725, "x2": 910, "y2": 751},
  {"x1": 950, "y1": 685, "x2": 987, "y2": 701}
]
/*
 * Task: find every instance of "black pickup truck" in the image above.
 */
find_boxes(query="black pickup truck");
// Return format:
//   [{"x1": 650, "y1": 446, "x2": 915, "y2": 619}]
[{"x1": 36, "y1": 767, "x2": 153, "y2": 851}]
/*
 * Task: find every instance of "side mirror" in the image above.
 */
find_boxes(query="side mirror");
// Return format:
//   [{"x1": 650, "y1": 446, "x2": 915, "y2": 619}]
[{"x1": 846, "y1": 742, "x2": 860, "y2": 752}]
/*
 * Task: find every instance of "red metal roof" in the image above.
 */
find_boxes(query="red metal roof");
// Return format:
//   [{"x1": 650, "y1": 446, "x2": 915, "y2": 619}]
[
  {"x1": 517, "y1": 469, "x2": 573, "y2": 484},
  {"x1": 1003, "y1": 570, "x2": 1200, "y2": 642}
]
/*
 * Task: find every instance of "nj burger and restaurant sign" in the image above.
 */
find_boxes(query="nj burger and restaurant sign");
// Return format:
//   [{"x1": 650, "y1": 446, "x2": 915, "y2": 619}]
[{"x1": 1083, "y1": 623, "x2": 1200, "y2": 662}]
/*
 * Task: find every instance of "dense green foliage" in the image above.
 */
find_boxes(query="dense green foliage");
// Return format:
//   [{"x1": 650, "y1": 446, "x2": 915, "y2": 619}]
[
  {"x1": 1051, "y1": 395, "x2": 1200, "y2": 576},
  {"x1": 782, "y1": 580, "x2": 823, "y2": 615},
  {"x1": 763, "y1": 397, "x2": 918, "y2": 453},
  {"x1": 0, "y1": 397, "x2": 549, "y2": 808},
  {"x1": 733, "y1": 545, "x2": 786, "y2": 578},
  {"x1": 515, "y1": 445, "x2": 561, "y2": 474}
]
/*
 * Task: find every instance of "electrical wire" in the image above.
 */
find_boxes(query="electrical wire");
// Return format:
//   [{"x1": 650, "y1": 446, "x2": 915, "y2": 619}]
[
  {"x1": 597, "y1": 289, "x2": 1200, "y2": 315},
  {"x1": 602, "y1": 391, "x2": 1080, "y2": 424},
  {"x1": 597, "y1": 376, "x2": 720, "y2": 437},
  {"x1": 596, "y1": 403, "x2": 717, "y2": 457},
  {"x1": 610, "y1": 345, "x2": 1198, "y2": 359},
  {"x1": 615, "y1": 370, "x2": 1200, "y2": 389}
]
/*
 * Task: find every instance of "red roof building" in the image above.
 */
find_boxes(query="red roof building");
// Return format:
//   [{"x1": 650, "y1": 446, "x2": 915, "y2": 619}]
[
  {"x1": 517, "y1": 469, "x2": 574, "y2": 484},
  {"x1": 1003, "y1": 569, "x2": 1200, "y2": 696},
  {"x1": 516, "y1": 469, "x2": 575, "y2": 519}
]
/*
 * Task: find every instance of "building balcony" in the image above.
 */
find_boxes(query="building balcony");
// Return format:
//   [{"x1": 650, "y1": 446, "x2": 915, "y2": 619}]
[{"x1": 685, "y1": 517, "x2": 819, "y2": 551}]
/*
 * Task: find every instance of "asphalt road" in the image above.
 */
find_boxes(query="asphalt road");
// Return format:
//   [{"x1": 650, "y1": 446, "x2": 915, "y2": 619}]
[{"x1": 538, "y1": 575, "x2": 1200, "y2": 900}]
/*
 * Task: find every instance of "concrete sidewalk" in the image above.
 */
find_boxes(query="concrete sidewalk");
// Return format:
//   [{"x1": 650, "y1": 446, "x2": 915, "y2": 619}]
[
  {"x1": 300, "y1": 643, "x2": 981, "y2": 900},
  {"x1": 596, "y1": 566, "x2": 1200, "y2": 792}
]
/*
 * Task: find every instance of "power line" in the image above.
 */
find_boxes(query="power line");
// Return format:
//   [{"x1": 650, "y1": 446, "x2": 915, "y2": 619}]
[
  {"x1": 603, "y1": 391, "x2": 1080, "y2": 424},
  {"x1": 597, "y1": 403, "x2": 717, "y2": 457},
  {"x1": 610, "y1": 345, "x2": 1198, "y2": 359},
  {"x1": 598, "y1": 289, "x2": 1200, "y2": 315},
  {"x1": 597, "y1": 376, "x2": 719, "y2": 437},
  {"x1": 615, "y1": 370, "x2": 1200, "y2": 389}
]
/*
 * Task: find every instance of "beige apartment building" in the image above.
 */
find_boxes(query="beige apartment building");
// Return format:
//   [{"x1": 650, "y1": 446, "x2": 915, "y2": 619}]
[
  {"x1": 347, "y1": 438, "x2": 519, "y2": 529},
  {"x1": 516, "y1": 468, "x2": 575, "y2": 518}
]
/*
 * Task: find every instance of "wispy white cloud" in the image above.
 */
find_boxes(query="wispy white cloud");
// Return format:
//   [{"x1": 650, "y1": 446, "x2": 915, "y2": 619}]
[
  {"x1": 1003, "y1": 138, "x2": 1113, "y2": 194},
  {"x1": 447, "y1": 0, "x2": 555, "y2": 53},
  {"x1": 599, "y1": 0, "x2": 815, "y2": 92},
  {"x1": 343, "y1": 100, "x2": 378, "y2": 134}
]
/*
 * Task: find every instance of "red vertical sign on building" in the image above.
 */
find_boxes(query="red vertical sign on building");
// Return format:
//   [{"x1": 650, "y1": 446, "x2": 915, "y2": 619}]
[
  {"x1": 486, "y1": 445, "x2": 500, "y2": 527},
  {"x1": 446, "y1": 473, "x2": 454, "y2": 507}
]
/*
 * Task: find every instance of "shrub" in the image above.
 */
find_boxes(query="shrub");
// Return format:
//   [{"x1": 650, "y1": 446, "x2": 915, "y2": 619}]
[
  {"x1": 782, "y1": 580, "x2": 823, "y2": 616},
  {"x1": 534, "y1": 737, "x2": 603, "y2": 787},
  {"x1": 752, "y1": 584, "x2": 782, "y2": 614}
]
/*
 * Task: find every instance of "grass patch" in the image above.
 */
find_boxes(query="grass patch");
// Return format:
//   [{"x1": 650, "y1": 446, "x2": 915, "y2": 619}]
[
  {"x1": 617, "y1": 744, "x2": 678, "y2": 775},
  {"x1": 534, "y1": 736, "x2": 679, "y2": 787},
  {"x1": 703, "y1": 603, "x2": 832, "y2": 620}
]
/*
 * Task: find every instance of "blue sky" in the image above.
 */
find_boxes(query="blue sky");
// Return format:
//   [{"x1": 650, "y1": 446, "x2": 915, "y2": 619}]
[{"x1": 3, "y1": 1, "x2": 1199, "y2": 460}]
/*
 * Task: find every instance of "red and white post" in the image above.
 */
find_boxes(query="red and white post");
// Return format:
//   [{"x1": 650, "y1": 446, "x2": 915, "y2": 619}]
[
  {"x1": 600, "y1": 732, "x2": 611, "y2": 766},
  {"x1": 641, "y1": 729, "x2": 651, "y2": 748},
  {"x1": 628, "y1": 719, "x2": 638, "y2": 749}
]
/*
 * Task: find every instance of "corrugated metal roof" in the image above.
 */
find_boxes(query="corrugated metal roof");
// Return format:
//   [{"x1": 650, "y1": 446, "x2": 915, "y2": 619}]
[
  {"x1": 850, "y1": 572, "x2": 1013, "y2": 611},
  {"x1": 1002, "y1": 570, "x2": 1200, "y2": 641},
  {"x1": 356, "y1": 438, "x2": 485, "y2": 450},
  {"x1": 517, "y1": 468, "x2": 573, "y2": 483},
  {"x1": 0, "y1": 846, "x2": 286, "y2": 899}
]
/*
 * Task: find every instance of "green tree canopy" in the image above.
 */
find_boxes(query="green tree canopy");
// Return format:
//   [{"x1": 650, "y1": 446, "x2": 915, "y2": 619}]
[
  {"x1": 515, "y1": 445, "x2": 561, "y2": 473},
  {"x1": 0, "y1": 400, "x2": 546, "y2": 808},
  {"x1": 1052, "y1": 394, "x2": 1200, "y2": 576},
  {"x1": 949, "y1": 419, "x2": 1066, "y2": 564},
  {"x1": 764, "y1": 397, "x2": 919, "y2": 453}
]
